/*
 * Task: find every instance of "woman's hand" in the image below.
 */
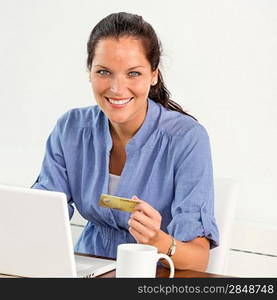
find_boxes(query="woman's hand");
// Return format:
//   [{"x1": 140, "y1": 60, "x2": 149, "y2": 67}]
[
  {"x1": 128, "y1": 195, "x2": 162, "y2": 245},
  {"x1": 127, "y1": 196, "x2": 210, "y2": 271}
]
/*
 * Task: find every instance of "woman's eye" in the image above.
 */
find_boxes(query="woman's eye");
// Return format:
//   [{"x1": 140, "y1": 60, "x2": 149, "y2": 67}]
[
  {"x1": 97, "y1": 70, "x2": 110, "y2": 76},
  {"x1": 128, "y1": 71, "x2": 141, "y2": 77}
]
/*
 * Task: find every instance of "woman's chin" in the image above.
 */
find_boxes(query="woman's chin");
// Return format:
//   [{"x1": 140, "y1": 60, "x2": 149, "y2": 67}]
[{"x1": 108, "y1": 116, "x2": 130, "y2": 125}]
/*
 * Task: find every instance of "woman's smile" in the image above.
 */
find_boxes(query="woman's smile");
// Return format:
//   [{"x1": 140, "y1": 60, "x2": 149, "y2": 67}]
[{"x1": 105, "y1": 97, "x2": 134, "y2": 108}]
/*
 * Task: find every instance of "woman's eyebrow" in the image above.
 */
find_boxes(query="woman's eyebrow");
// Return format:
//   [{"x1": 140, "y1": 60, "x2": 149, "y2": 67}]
[
  {"x1": 93, "y1": 64, "x2": 145, "y2": 70},
  {"x1": 127, "y1": 66, "x2": 146, "y2": 70}
]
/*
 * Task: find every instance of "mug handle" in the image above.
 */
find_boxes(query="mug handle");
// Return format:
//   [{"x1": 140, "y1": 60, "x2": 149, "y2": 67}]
[{"x1": 156, "y1": 253, "x2": 175, "y2": 278}]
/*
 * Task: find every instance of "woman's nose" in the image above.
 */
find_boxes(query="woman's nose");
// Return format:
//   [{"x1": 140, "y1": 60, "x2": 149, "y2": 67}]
[{"x1": 110, "y1": 76, "x2": 127, "y2": 95}]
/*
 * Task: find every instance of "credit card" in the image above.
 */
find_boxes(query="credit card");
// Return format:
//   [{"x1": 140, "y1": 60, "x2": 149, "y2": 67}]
[{"x1": 99, "y1": 194, "x2": 140, "y2": 212}]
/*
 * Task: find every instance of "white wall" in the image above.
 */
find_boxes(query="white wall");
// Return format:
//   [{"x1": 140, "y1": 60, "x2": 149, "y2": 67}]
[{"x1": 1, "y1": 0, "x2": 276, "y2": 276}]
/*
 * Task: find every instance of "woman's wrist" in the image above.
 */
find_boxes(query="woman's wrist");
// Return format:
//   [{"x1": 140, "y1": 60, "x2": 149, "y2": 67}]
[{"x1": 150, "y1": 230, "x2": 173, "y2": 255}]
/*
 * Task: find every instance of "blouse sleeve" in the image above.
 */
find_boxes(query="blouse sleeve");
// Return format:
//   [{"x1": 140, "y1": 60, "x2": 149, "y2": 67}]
[
  {"x1": 31, "y1": 118, "x2": 74, "y2": 219},
  {"x1": 166, "y1": 124, "x2": 219, "y2": 248}
]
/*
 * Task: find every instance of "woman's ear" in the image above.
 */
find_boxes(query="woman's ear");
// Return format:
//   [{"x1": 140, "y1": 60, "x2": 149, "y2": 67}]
[{"x1": 151, "y1": 69, "x2": 159, "y2": 86}]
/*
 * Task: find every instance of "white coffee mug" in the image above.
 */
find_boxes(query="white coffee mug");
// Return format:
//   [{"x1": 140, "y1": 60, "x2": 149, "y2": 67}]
[{"x1": 115, "y1": 243, "x2": 175, "y2": 278}]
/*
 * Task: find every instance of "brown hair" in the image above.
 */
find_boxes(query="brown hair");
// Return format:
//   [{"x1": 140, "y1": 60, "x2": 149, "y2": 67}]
[{"x1": 87, "y1": 12, "x2": 197, "y2": 120}]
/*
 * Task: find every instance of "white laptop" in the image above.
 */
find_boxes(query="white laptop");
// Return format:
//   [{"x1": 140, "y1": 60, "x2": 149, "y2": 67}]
[{"x1": 0, "y1": 184, "x2": 116, "y2": 278}]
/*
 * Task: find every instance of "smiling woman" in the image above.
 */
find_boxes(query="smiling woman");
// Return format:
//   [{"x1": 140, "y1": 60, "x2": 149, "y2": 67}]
[{"x1": 31, "y1": 12, "x2": 219, "y2": 272}]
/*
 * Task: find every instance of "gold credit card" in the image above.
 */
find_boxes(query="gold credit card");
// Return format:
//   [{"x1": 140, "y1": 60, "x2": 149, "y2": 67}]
[{"x1": 99, "y1": 194, "x2": 140, "y2": 212}]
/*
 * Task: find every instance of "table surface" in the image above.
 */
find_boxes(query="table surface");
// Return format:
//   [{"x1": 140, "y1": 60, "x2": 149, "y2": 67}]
[{"x1": 0, "y1": 253, "x2": 230, "y2": 278}]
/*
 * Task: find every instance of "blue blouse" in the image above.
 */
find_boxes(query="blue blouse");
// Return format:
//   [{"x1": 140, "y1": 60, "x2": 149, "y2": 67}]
[{"x1": 32, "y1": 98, "x2": 219, "y2": 258}]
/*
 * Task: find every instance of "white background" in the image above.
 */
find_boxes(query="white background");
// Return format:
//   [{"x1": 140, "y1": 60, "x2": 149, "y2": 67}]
[{"x1": 0, "y1": 0, "x2": 276, "y2": 276}]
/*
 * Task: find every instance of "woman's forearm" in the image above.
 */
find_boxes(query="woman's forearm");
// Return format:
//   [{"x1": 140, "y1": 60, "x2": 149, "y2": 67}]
[{"x1": 151, "y1": 231, "x2": 210, "y2": 272}]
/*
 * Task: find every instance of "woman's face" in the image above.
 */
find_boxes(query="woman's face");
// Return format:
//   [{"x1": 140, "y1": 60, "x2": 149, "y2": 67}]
[{"x1": 90, "y1": 37, "x2": 158, "y2": 128}]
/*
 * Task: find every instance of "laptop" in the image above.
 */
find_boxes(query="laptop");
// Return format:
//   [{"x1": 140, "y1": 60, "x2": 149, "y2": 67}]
[{"x1": 0, "y1": 184, "x2": 116, "y2": 278}]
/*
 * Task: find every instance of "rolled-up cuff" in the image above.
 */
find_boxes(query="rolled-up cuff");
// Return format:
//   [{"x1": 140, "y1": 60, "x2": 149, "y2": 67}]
[{"x1": 166, "y1": 207, "x2": 219, "y2": 249}]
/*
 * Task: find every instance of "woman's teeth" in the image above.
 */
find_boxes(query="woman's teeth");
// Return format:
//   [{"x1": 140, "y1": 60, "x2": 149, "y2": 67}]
[{"x1": 106, "y1": 98, "x2": 133, "y2": 105}]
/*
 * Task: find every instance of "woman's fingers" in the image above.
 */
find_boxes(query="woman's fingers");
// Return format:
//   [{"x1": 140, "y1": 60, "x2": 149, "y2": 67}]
[
  {"x1": 130, "y1": 210, "x2": 160, "y2": 232},
  {"x1": 132, "y1": 196, "x2": 161, "y2": 222}
]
